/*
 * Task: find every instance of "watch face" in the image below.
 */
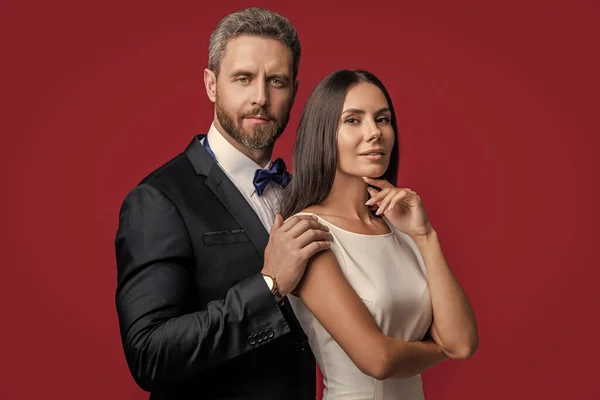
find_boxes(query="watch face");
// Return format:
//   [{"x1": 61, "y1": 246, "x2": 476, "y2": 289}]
[{"x1": 263, "y1": 275, "x2": 274, "y2": 290}]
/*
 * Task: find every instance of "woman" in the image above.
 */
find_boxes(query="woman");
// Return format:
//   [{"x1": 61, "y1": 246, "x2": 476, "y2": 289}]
[{"x1": 280, "y1": 70, "x2": 478, "y2": 399}]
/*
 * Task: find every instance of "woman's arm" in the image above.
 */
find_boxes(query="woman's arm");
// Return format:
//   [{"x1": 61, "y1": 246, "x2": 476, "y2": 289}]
[
  {"x1": 295, "y1": 249, "x2": 447, "y2": 380},
  {"x1": 413, "y1": 230, "x2": 479, "y2": 360},
  {"x1": 360, "y1": 177, "x2": 479, "y2": 361}
]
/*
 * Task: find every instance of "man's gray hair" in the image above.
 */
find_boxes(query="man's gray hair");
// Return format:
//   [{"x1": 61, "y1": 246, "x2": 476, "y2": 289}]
[{"x1": 209, "y1": 8, "x2": 301, "y2": 79}]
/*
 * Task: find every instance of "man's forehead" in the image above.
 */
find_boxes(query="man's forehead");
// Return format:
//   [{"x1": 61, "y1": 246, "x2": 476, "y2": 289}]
[{"x1": 221, "y1": 36, "x2": 293, "y2": 74}]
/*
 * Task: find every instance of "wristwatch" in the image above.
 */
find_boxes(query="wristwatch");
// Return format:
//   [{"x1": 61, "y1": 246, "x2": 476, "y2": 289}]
[{"x1": 262, "y1": 274, "x2": 283, "y2": 302}]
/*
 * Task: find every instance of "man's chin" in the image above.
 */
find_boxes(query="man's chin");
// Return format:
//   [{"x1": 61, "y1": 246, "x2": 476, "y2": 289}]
[
  {"x1": 228, "y1": 130, "x2": 273, "y2": 150},
  {"x1": 244, "y1": 136, "x2": 276, "y2": 150}
]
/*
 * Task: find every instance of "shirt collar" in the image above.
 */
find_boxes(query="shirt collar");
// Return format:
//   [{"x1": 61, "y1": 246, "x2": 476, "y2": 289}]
[{"x1": 206, "y1": 122, "x2": 273, "y2": 197}]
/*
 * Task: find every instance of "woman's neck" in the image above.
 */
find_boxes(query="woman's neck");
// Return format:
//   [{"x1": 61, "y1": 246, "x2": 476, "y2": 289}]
[{"x1": 315, "y1": 172, "x2": 374, "y2": 224}]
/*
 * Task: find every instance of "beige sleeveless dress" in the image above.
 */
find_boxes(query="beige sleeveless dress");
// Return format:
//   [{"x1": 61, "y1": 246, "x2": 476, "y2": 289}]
[{"x1": 288, "y1": 212, "x2": 433, "y2": 400}]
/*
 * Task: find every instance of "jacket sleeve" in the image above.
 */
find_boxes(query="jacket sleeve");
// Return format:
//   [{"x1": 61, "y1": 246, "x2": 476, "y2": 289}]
[{"x1": 115, "y1": 184, "x2": 290, "y2": 391}]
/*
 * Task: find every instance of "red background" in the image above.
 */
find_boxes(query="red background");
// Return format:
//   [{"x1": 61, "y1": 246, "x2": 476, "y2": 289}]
[{"x1": 1, "y1": 0, "x2": 599, "y2": 399}]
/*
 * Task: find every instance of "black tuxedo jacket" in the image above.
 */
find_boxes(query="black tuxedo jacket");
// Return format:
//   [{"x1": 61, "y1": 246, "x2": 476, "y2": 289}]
[{"x1": 115, "y1": 135, "x2": 315, "y2": 399}]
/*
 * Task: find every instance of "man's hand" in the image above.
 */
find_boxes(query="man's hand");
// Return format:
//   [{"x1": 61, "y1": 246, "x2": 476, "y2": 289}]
[{"x1": 262, "y1": 214, "x2": 333, "y2": 296}]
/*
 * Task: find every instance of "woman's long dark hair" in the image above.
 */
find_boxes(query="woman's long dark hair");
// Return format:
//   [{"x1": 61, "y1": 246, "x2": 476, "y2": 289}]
[{"x1": 280, "y1": 69, "x2": 400, "y2": 220}]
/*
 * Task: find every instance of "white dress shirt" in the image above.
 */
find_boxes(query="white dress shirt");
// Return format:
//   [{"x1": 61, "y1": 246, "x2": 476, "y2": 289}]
[{"x1": 202, "y1": 123, "x2": 284, "y2": 232}]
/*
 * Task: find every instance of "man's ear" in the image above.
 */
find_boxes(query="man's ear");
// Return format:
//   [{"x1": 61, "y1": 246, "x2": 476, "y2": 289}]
[{"x1": 204, "y1": 68, "x2": 217, "y2": 103}]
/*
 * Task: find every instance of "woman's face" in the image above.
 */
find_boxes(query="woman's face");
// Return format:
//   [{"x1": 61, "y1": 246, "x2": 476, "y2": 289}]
[{"x1": 336, "y1": 82, "x2": 395, "y2": 179}]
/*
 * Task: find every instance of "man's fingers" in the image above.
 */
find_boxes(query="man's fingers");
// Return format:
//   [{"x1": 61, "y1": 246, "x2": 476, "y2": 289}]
[
  {"x1": 270, "y1": 213, "x2": 284, "y2": 234},
  {"x1": 300, "y1": 240, "x2": 332, "y2": 260},
  {"x1": 295, "y1": 228, "x2": 333, "y2": 249},
  {"x1": 277, "y1": 214, "x2": 319, "y2": 233},
  {"x1": 287, "y1": 218, "x2": 329, "y2": 239}
]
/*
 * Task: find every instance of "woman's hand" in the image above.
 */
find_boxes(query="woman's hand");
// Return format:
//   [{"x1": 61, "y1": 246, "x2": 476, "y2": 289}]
[{"x1": 363, "y1": 177, "x2": 433, "y2": 238}]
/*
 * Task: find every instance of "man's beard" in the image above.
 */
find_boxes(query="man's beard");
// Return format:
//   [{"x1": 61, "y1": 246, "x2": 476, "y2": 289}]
[{"x1": 216, "y1": 99, "x2": 290, "y2": 149}]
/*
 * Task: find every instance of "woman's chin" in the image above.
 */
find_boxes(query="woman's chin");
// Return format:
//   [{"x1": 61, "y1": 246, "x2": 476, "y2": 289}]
[
  {"x1": 340, "y1": 166, "x2": 388, "y2": 180},
  {"x1": 358, "y1": 168, "x2": 387, "y2": 179}
]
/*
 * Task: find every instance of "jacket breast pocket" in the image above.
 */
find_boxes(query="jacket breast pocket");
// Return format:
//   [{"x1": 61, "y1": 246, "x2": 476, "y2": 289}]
[{"x1": 201, "y1": 229, "x2": 251, "y2": 247}]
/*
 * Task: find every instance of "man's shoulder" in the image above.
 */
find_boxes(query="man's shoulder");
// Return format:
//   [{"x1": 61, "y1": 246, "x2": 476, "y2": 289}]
[
  {"x1": 138, "y1": 151, "x2": 192, "y2": 188},
  {"x1": 119, "y1": 150, "x2": 204, "y2": 214},
  {"x1": 136, "y1": 134, "x2": 209, "y2": 191}
]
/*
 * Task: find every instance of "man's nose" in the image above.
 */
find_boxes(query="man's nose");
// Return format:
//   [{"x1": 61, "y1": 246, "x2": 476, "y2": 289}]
[{"x1": 251, "y1": 80, "x2": 269, "y2": 107}]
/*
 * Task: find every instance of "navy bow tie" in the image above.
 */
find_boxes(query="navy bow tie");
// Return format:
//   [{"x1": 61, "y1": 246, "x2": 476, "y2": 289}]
[
  {"x1": 203, "y1": 136, "x2": 289, "y2": 196},
  {"x1": 253, "y1": 158, "x2": 289, "y2": 195}
]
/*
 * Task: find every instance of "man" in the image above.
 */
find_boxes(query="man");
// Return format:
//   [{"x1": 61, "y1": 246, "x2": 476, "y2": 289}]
[{"x1": 115, "y1": 8, "x2": 332, "y2": 400}]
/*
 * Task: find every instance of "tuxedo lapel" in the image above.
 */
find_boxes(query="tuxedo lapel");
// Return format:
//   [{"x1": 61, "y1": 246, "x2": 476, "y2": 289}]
[
  {"x1": 205, "y1": 166, "x2": 269, "y2": 257},
  {"x1": 185, "y1": 135, "x2": 269, "y2": 259}
]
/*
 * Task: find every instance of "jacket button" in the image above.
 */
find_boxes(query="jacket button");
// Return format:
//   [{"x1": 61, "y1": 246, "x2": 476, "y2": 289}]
[
  {"x1": 267, "y1": 330, "x2": 274, "y2": 339},
  {"x1": 248, "y1": 336, "x2": 256, "y2": 345}
]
